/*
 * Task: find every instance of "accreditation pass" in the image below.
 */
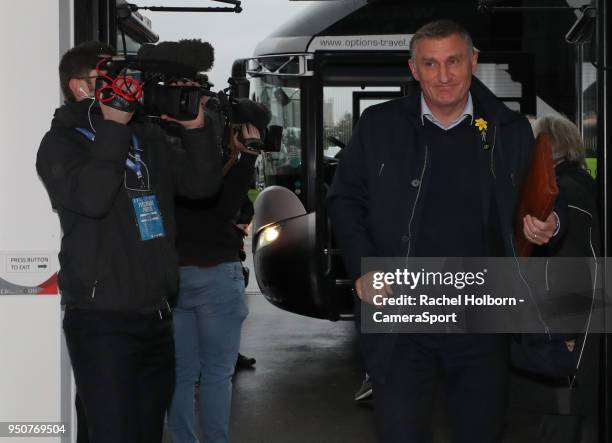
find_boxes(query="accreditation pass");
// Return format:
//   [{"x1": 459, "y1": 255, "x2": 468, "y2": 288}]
[{"x1": 132, "y1": 195, "x2": 166, "y2": 241}]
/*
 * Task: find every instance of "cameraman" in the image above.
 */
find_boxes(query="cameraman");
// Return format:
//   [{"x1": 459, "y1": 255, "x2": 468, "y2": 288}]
[
  {"x1": 168, "y1": 111, "x2": 267, "y2": 442},
  {"x1": 36, "y1": 41, "x2": 221, "y2": 443}
]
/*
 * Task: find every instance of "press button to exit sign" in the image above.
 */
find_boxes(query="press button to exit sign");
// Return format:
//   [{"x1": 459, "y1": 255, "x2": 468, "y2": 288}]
[{"x1": 6, "y1": 255, "x2": 50, "y2": 273}]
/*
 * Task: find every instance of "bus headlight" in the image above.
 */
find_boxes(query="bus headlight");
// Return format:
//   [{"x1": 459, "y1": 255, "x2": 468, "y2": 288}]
[{"x1": 257, "y1": 225, "x2": 280, "y2": 249}]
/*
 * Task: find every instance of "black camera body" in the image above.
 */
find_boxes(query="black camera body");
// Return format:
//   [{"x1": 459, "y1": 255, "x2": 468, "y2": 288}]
[
  {"x1": 94, "y1": 39, "x2": 215, "y2": 120},
  {"x1": 143, "y1": 84, "x2": 203, "y2": 120},
  {"x1": 95, "y1": 55, "x2": 206, "y2": 120},
  {"x1": 205, "y1": 87, "x2": 282, "y2": 153}
]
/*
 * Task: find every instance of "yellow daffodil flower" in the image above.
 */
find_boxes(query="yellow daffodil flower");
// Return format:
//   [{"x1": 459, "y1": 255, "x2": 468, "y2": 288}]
[{"x1": 475, "y1": 118, "x2": 488, "y2": 131}]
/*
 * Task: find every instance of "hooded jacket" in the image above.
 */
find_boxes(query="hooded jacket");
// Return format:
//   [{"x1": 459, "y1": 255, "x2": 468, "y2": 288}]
[
  {"x1": 326, "y1": 77, "x2": 534, "y2": 381},
  {"x1": 37, "y1": 100, "x2": 222, "y2": 313}
]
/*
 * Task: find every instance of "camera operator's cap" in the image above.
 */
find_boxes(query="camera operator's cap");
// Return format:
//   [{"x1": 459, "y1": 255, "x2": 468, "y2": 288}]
[
  {"x1": 233, "y1": 99, "x2": 272, "y2": 133},
  {"x1": 137, "y1": 38, "x2": 215, "y2": 77}
]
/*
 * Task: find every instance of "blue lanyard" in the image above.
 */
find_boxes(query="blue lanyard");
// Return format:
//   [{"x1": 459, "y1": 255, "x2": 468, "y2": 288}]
[{"x1": 75, "y1": 127, "x2": 143, "y2": 180}]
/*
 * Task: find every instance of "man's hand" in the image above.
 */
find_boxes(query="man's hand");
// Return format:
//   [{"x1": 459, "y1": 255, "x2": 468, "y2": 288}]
[
  {"x1": 232, "y1": 124, "x2": 261, "y2": 156},
  {"x1": 100, "y1": 101, "x2": 134, "y2": 125},
  {"x1": 355, "y1": 271, "x2": 392, "y2": 305},
  {"x1": 99, "y1": 74, "x2": 139, "y2": 125},
  {"x1": 523, "y1": 213, "x2": 557, "y2": 245},
  {"x1": 160, "y1": 80, "x2": 209, "y2": 130}
]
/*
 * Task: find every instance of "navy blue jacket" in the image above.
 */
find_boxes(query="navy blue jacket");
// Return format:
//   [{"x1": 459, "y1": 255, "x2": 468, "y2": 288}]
[{"x1": 326, "y1": 77, "x2": 534, "y2": 381}]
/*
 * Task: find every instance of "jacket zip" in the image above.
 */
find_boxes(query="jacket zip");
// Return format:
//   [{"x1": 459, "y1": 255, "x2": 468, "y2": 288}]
[
  {"x1": 490, "y1": 124, "x2": 497, "y2": 179},
  {"x1": 572, "y1": 226, "x2": 598, "y2": 383},
  {"x1": 389, "y1": 145, "x2": 428, "y2": 334},
  {"x1": 91, "y1": 280, "x2": 98, "y2": 299},
  {"x1": 159, "y1": 299, "x2": 172, "y2": 320},
  {"x1": 509, "y1": 233, "x2": 551, "y2": 336},
  {"x1": 545, "y1": 259, "x2": 550, "y2": 291},
  {"x1": 406, "y1": 145, "x2": 429, "y2": 258}
]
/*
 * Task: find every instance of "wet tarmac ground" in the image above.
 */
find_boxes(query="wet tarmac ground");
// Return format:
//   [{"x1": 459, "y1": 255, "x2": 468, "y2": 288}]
[
  {"x1": 229, "y1": 295, "x2": 377, "y2": 443},
  {"x1": 229, "y1": 239, "x2": 378, "y2": 441}
]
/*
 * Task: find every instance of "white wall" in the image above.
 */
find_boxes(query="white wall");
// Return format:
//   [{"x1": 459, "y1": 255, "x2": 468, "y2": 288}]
[{"x1": 0, "y1": 1, "x2": 72, "y2": 441}]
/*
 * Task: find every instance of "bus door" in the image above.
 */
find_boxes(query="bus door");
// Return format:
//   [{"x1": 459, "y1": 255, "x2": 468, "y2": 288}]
[{"x1": 313, "y1": 51, "x2": 415, "y2": 319}]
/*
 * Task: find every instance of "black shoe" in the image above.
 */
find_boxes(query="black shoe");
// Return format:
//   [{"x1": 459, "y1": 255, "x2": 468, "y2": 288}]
[{"x1": 236, "y1": 353, "x2": 256, "y2": 370}]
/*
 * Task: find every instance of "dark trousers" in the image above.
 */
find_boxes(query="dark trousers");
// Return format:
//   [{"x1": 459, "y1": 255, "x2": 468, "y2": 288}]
[
  {"x1": 373, "y1": 334, "x2": 510, "y2": 443},
  {"x1": 63, "y1": 308, "x2": 175, "y2": 443},
  {"x1": 75, "y1": 392, "x2": 89, "y2": 443}
]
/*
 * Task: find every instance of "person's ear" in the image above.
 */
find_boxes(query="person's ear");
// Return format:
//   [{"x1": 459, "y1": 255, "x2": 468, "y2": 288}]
[
  {"x1": 471, "y1": 49, "x2": 479, "y2": 72},
  {"x1": 408, "y1": 59, "x2": 419, "y2": 81},
  {"x1": 68, "y1": 78, "x2": 90, "y2": 100}
]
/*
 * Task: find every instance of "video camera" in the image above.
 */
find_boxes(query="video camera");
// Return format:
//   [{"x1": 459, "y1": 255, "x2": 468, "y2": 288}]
[
  {"x1": 203, "y1": 80, "x2": 282, "y2": 153},
  {"x1": 95, "y1": 39, "x2": 213, "y2": 120},
  {"x1": 95, "y1": 39, "x2": 282, "y2": 152}
]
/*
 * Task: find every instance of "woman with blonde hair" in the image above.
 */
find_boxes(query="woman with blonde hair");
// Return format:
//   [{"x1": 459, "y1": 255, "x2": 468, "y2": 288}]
[
  {"x1": 533, "y1": 114, "x2": 599, "y2": 255},
  {"x1": 535, "y1": 114, "x2": 588, "y2": 169},
  {"x1": 522, "y1": 114, "x2": 601, "y2": 443},
  {"x1": 532, "y1": 113, "x2": 600, "y2": 321}
]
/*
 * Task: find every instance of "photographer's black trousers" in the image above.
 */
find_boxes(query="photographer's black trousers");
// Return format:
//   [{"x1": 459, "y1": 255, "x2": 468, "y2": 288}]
[
  {"x1": 372, "y1": 334, "x2": 510, "y2": 443},
  {"x1": 64, "y1": 308, "x2": 175, "y2": 443}
]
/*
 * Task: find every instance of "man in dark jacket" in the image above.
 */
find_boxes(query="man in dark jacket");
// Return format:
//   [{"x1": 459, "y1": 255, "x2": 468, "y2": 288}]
[
  {"x1": 327, "y1": 20, "x2": 557, "y2": 443},
  {"x1": 36, "y1": 41, "x2": 221, "y2": 443}
]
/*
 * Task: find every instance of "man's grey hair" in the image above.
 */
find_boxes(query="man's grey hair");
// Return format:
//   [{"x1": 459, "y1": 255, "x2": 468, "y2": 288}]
[
  {"x1": 410, "y1": 20, "x2": 474, "y2": 58},
  {"x1": 534, "y1": 114, "x2": 586, "y2": 166}
]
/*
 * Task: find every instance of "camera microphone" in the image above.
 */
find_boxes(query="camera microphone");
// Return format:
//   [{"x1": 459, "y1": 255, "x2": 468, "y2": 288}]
[
  {"x1": 137, "y1": 39, "x2": 215, "y2": 77},
  {"x1": 232, "y1": 99, "x2": 272, "y2": 133}
]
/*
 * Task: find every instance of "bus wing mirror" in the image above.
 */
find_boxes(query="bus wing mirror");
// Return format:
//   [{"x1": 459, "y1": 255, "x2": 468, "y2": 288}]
[{"x1": 252, "y1": 186, "x2": 306, "y2": 234}]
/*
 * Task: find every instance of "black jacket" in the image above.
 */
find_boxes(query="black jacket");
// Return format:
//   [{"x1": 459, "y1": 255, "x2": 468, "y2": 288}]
[
  {"x1": 175, "y1": 153, "x2": 257, "y2": 265},
  {"x1": 326, "y1": 77, "x2": 534, "y2": 381},
  {"x1": 546, "y1": 162, "x2": 601, "y2": 258},
  {"x1": 513, "y1": 162, "x2": 601, "y2": 378},
  {"x1": 538, "y1": 162, "x2": 601, "y2": 323},
  {"x1": 36, "y1": 100, "x2": 222, "y2": 313}
]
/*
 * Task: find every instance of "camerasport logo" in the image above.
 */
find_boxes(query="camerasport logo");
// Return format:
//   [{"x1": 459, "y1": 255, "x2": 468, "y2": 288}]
[{"x1": 0, "y1": 252, "x2": 59, "y2": 295}]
